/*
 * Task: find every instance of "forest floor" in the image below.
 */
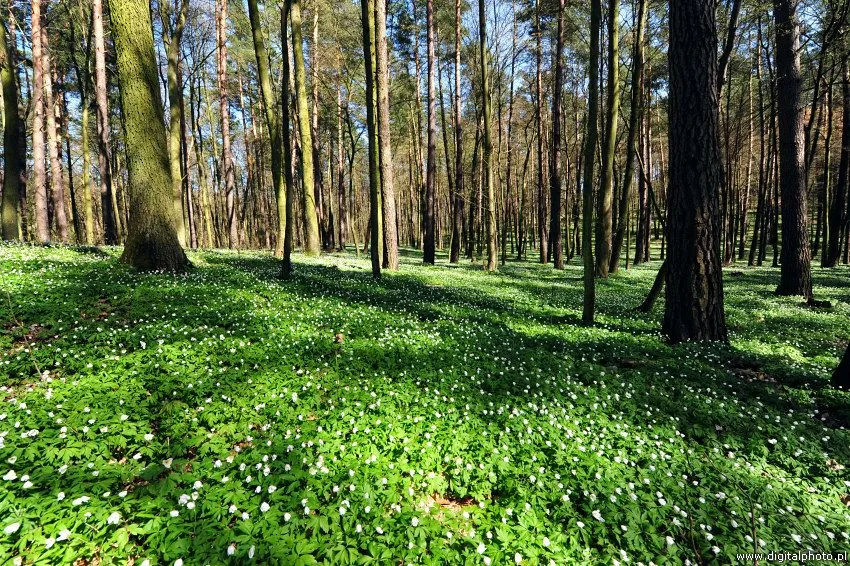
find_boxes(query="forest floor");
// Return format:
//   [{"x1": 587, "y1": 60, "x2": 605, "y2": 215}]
[{"x1": 1, "y1": 244, "x2": 849, "y2": 565}]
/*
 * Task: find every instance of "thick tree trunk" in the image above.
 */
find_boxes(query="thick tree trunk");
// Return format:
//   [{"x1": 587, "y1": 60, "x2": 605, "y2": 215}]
[
  {"x1": 582, "y1": 0, "x2": 601, "y2": 324},
  {"x1": 93, "y1": 0, "x2": 118, "y2": 244},
  {"x1": 663, "y1": 0, "x2": 727, "y2": 344},
  {"x1": 361, "y1": 0, "x2": 383, "y2": 278},
  {"x1": 773, "y1": 0, "x2": 812, "y2": 297},
  {"x1": 549, "y1": 0, "x2": 565, "y2": 270},
  {"x1": 375, "y1": 0, "x2": 398, "y2": 270},
  {"x1": 110, "y1": 0, "x2": 187, "y2": 271},
  {"x1": 1, "y1": 20, "x2": 24, "y2": 240},
  {"x1": 290, "y1": 0, "x2": 321, "y2": 256},
  {"x1": 596, "y1": 0, "x2": 619, "y2": 278}
]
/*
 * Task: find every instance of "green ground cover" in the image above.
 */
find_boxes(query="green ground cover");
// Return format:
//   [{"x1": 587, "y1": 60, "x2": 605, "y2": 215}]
[{"x1": 1, "y1": 244, "x2": 849, "y2": 564}]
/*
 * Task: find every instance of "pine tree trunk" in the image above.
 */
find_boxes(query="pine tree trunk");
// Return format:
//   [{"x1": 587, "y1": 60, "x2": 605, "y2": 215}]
[
  {"x1": 216, "y1": 0, "x2": 239, "y2": 248},
  {"x1": 375, "y1": 0, "x2": 398, "y2": 270},
  {"x1": 773, "y1": 0, "x2": 812, "y2": 297},
  {"x1": 548, "y1": 0, "x2": 565, "y2": 270},
  {"x1": 611, "y1": 0, "x2": 646, "y2": 273},
  {"x1": 93, "y1": 0, "x2": 118, "y2": 244},
  {"x1": 110, "y1": 0, "x2": 187, "y2": 271},
  {"x1": 449, "y1": 0, "x2": 464, "y2": 264},
  {"x1": 42, "y1": 37, "x2": 69, "y2": 243},
  {"x1": 596, "y1": 0, "x2": 619, "y2": 278},
  {"x1": 535, "y1": 0, "x2": 547, "y2": 264},
  {"x1": 281, "y1": 1, "x2": 296, "y2": 277},
  {"x1": 825, "y1": 60, "x2": 849, "y2": 268},
  {"x1": 31, "y1": 0, "x2": 49, "y2": 243},
  {"x1": 663, "y1": 0, "x2": 727, "y2": 343},
  {"x1": 423, "y1": 0, "x2": 437, "y2": 264},
  {"x1": 361, "y1": 0, "x2": 383, "y2": 278},
  {"x1": 582, "y1": 0, "x2": 600, "y2": 324},
  {"x1": 1, "y1": 19, "x2": 24, "y2": 241}
]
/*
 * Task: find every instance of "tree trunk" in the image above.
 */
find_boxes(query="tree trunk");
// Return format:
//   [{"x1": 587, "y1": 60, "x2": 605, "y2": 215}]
[
  {"x1": 422, "y1": 0, "x2": 438, "y2": 264},
  {"x1": 548, "y1": 0, "x2": 565, "y2": 270},
  {"x1": 31, "y1": 0, "x2": 49, "y2": 243},
  {"x1": 663, "y1": 0, "x2": 727, "y2": 343},
  {"x1": 361, "y1": 0, "x2": 383, "y2": 278},
  {"x1": 611, "y1": 0, "x2": 646, "y2": 273},
  {"x1": 832, "y1": 342, "x2": 850, "y2": 390},
  {"x1": 281, "y1": 1, "x2": 296, "y2": 277},
  {"x1": 375, "y1": 0, "x2": 398, "y2": 270},
  {"x1": 42, "y1": 33, "x2": 69, "y2": 243},
  {"x1": 479, "y1": 0, "x2": 496, "y2": 271},
  {"x1": 773, "y1": 0, "x2": 812, "y2": 297},
  {"x1": 1, "y1": 19, "x2": 24, "y2": 241},
  {"x1": 110, "y1": 0, "x2": 187, "y2": 271},
  {"x1": 825, "y1": 60, "x2": 849, "y2": 268},
  {"x1": 93, "y1": 0, "x2": 118, "y2": 244},
  {"x1": 162, "y1": 0, "x2": 188, "y2": 247},
  {"x1": 596, "y1": 0, "x2": 619, "y2": 277},
  {"x1": 247, "y1": 0, "x2": 286, "y2": 258},
  {"x1": 216, "y1": 0, "x2": 238, "y2": 248},
  {"x1": 287, "y1": 0, "x2": 320, "y2": 256},
  {"x1": 535, "y1": 0, "x2": 547, "y2": 264},
  {"x1": 449, "y1": 0, "x2": 464, "y2": 264},
  {"x1": 582, "y1": 0, "x2": 601, "y2": 324}
]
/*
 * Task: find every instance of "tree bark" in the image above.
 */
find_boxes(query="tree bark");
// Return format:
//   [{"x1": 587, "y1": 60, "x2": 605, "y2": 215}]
[
  {"x1": 1, "y1": 19, "x2": 24, "y2": 241},
  {"x1": 375, "y1": 0, "x2": 398, "y2": 270},
  {"x1": 449, "y1": 0, "x2": 464, "y2": 264},
  {"x1": 110, "y1": 0, "x2": 187, "y2": 271},
  {"x1": 596, "y1": 0, "x2": 619, "y2": 277},
  {"x1": 773, "y1": 0, "x2": 812, "y2": 297},
  {"x1": 161, "y1": 0, "x2": 188, "y2": 247},
  {"x1": 549, "y1": 0, "x2": 565, "y2": 270},
  {"x1": 610, "y1": 0, "x2": 646, "y2": 273},
  {"x1": 361, "y1": 0, "x2": 383, "y2": 278},
  {"x1": 247, "y1": 0, "x2": 286, "y2": 258},
  {"x1": 582, "y1": 0, "x2": 601, "y2": 324},
  {"x1": 423, "y1": 0, "x2": 437, "y2": 264},
  {"x1": 288, "y1": 0, "x2": 321, "y2": 256},
  {"x1": 479, "y1": 0, "x2": 496, "y2": 271},
  {"x1": 93, "y1": 0, "x2": 118, "y2": 244},
  {"x1": 535, "y1": 0, "x2": 547, "y2": 264},
  {"x1": 42, "y1": 27, "x2": 68, "y2": 243},
  {"x1": 825, "y1": 60, "x2": 850, "y2": 268},
  {"x1": 281, "y1": 1, "x2": 296, "y2": 277},
  {"x1": 31, "y1": 0, "x2": 49, "y2": 243},
  {"x1": 216, "y1": 0, "x2": 239, "y2": 248},
  {"x1": 663, "y1": 0, "x2": 728, "y2": 343}
]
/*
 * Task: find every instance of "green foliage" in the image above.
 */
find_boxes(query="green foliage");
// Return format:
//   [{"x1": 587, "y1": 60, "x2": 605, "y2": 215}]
[{"x1": 1, "y1": 244, "x2": 848, "y2": 564}]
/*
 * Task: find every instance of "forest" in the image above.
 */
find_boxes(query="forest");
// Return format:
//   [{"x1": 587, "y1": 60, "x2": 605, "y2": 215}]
[{"x1": 1, "y1": 0, "x2": 850, "y2": 563}]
